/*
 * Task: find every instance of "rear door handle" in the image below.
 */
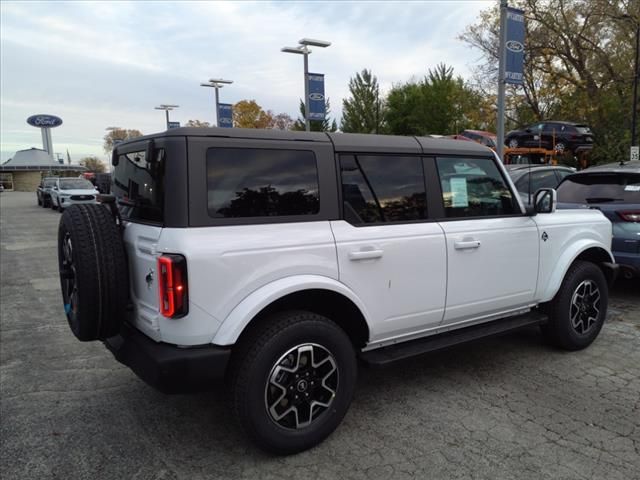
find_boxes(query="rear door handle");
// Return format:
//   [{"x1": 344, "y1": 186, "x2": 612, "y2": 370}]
[
  {"x1": 454, "y1": 240, "x2": 481, "y2": 250},
  {"x1": 348, "y1": 249, "x2": 384, "y2": 261}
]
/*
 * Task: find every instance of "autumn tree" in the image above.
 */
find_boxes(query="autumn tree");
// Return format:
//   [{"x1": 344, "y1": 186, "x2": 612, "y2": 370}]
[
  {"x1": 185, "y1": 119, "x2": 211, "y2": 127},
  {"x1": 292, "y1": 99, "x2": 338, "y2": 132},
  {"x1": 460, "y1": 0, "x2": 638, "y2": 162},
  {"x1": 103, "y1": 127, "x2": 143, "y2": 153},
  {"x1": 341, "y1": 69, "x2": 386, "y2": 134},
  {"x1": 271, "y1": 112, "x2": 294, "y2": 130},
  {"x1": 233, "y1": 100, "x2": 274, "y2": 129},
  {"x1": 79, "y1": 156, "x2": 107, "y2": 173}
]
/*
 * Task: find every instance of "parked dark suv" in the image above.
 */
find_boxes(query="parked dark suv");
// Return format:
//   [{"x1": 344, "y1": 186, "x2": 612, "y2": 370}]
[
  {"x1": 505, "y1": 121, "x2": 594, "y2": 154},
  {"x1": 557, "y1": 161, "x2": 640, "y2": 279}
]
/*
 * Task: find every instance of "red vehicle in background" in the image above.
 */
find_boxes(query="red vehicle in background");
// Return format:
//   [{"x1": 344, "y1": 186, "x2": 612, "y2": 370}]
[{"x1": 450, "y1": 129, "x2": 497, "y2": 150}]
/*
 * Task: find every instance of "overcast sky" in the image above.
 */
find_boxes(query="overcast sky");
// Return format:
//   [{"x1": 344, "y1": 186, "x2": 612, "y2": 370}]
[{"x1": 0, "y1": 0, "x2": 492, "y2": 163}]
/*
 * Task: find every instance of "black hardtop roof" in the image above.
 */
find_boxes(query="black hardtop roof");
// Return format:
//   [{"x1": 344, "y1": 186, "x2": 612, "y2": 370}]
[
  {"x1": 118, "y1": 126, "x2": 492, "y2": 156},
  {"x1": 528, "y1": 120, "x2": 588, "y2": 126}
]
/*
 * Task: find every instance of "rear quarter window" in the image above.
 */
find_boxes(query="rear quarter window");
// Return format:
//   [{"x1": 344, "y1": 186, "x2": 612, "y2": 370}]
[{"x1": 206, "y1": 148, "x2": 320, "y2": 218}]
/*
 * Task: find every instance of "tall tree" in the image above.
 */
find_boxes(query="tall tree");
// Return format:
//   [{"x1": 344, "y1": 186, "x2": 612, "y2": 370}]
[
  {"x1": 103, "y1": 127, "x2": 143, "y2": 153},
  {"x1": 385, "y1": 64, "x2": 486, "y2": 136},
  {"x1": 79, "y1": 156, "x2": 107, "y2": 173},
  {"x1": 233, "y1": 100, "x2": 274, "y2": 129},
  {"x1": 185, "y1": 119, "x2": 211, "y2": 127},
  {"x1": 341, "y1": 69, "x2": 386, "y2": 133},
  {"x1": 271, "y1": 112, "x2": 294, "y2": 130},
  {"x1": 292, "y1": 99, "x2": 338, "y2": 132},
  {"x1": 460, "y1": 0, "x2": 638, "y2": 162}
]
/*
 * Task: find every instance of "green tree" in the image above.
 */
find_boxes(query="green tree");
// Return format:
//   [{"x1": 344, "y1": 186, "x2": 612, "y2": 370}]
[
  {"x1": 292, "y1": 99, "x2": 338, "y2": 132},
  {"x1": 79, "y1": 156, "x2": 107, "y2": 173},
  {"x1": 385, "y1": 64, "x2": 485, "y2": 136},
  {"x1": 185, "y1": 119, "x2": 211, "y2": 127},
  {"x1": 341, "y1": 69, "x2": 386, "y2": 133},
  {"x1": 103, "y1": 127, "x2": 143, "y2": 153},
  {"x1": 460, "y1": 0, "x2": 638, "y2": 163},
  {"x1": 233, "y1": 100, "x2": 274, "y2": 129}
]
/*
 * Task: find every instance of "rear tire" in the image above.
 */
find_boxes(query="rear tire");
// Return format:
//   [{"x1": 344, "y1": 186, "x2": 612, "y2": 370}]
[
  {"x1": 229, "y1": 311, "x2": 357, "y2": 454},
  {"x1": 57, "y1": 204, "x2": 128, "y2": 341},
  {"x1": 540, "y1": 261, "x2": 608, "y2": 350}
]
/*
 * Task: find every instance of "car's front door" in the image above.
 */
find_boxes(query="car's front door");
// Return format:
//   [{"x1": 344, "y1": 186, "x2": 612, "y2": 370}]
[
  {"x1": 433, "y1": 156, "x2": 539, "y2": 326},
  {"x1": 331, "y1": 154, "x2": 447, "y2": 344}
]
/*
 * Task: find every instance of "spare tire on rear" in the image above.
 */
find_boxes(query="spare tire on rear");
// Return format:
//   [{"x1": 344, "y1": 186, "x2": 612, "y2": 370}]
[{"x1": 57, "y1": 204, "x2": 129, "y2": 341}]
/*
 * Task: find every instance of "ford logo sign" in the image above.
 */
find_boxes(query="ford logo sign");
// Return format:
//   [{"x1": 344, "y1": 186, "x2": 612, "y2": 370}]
[
  {"x1": 506, "y1": 40, "x2": 524, "y2": 53},
  {"x1": 27, "y1": 114, "x2": 63, "y2": 128},
  {"x1": 309, "y1": 93, "x2": 325, "y2": 101}
]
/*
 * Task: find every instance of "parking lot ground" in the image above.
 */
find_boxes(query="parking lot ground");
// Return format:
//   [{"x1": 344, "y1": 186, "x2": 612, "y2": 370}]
[{"x1": 1, "y1": 191, "x2": 639, "y2": 480}]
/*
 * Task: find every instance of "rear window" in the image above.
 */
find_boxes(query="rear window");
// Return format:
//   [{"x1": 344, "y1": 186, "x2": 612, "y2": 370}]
[
  {"x1": 113, "y1": 148, "x2": 165, "y2": 223},
  {"x1": 557, "y1": 173, "x2": 640, "y2": 203},
  {"x1": 575, "y1": 125, "x2": 591, "y2": 134},
  {"x1": 206, "y1": 148, "x2": 319, "y2": 218}
]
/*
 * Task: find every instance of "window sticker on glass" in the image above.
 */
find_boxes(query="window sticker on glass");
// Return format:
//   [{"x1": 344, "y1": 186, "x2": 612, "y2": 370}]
[
  {"x1": 624, "y1": 185, "x2": 640, "y2": 192},
  {"x1": 450, "y1": 177, "x2": 469, "y2": 207}
]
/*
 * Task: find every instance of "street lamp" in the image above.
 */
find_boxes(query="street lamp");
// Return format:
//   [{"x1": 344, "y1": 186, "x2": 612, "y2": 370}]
[
  {"x1": 200, "y1": 78, "x2": 233, "y2": 127},
  {"x1": 281, "y1": 37, "x2": 331, "y2": 131},
  {"x1": 154, "y1": 104, "x2": 179, "y2": 130}
]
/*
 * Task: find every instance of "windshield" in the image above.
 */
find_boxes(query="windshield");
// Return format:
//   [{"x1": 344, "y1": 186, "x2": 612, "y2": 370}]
[
  {"x1": 43, "y1": 179, "x2": 57, "y2": 187},
  {"x1": 59, "y1": 179, "x2": 94, "y2": 190},
  {"x1": 557, "y1": 173, "x2": 640, "y2": 203}
]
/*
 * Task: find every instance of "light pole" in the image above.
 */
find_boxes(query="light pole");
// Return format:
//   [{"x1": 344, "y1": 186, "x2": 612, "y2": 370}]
[
  {"x1": 200, "y1": 78, "x2": 233, "y2": 126},
  {"x1": 281, "y1": 38, "x2": 331, "y2": 132},
  {"x1": 154, "y1": 104, "x2": 179, "y2": 130}
]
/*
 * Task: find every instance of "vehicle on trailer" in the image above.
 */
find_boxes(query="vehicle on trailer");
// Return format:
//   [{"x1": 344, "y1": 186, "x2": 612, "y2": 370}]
[
  {"x1": 57, "y1": 128, "x2": 618, "y2": 454},
  {"x1": 505, "y1": 121, "x2": 594, "y2": 154},
  {"x1": 50, "y1": 177, "x2": 99, "y2": 212},
  {"x1": 557, "y1": 161, "x2": 640, "y2": 279},
  {"x1": 37, "y1": 177, "x2": 58, "y2": 207}
]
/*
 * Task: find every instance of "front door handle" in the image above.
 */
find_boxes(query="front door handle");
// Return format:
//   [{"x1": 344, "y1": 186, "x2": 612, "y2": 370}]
[
  {"x1": 349, "y1": 249, "x2": 384, "y2": 261},
  {"x1": 454, "y1": 240, "x2": 481, "y2": 250}
]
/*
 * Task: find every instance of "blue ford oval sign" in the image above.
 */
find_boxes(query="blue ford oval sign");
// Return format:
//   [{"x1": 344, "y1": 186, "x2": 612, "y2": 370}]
[
  {"x1": 309, "y1": 92, "x2": 325, "y2": 101},
  {"x1": 27, "y1": 114, "x2": 63, "y2": 128},
  {"x1": 506, "y1": 40, "x2": 524, "y2": 53}
]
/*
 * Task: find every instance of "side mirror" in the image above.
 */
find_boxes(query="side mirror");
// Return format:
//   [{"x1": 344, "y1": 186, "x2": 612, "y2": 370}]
[
  {"x1": 53, "y1": 186, "x2": 58, "y2": 190},
  {"x1": 533, "y1": 188, "x2": 557, "y2": 214}
]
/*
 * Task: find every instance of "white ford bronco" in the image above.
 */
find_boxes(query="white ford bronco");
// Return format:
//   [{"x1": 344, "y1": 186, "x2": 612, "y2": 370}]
[{"x1": 57, "y1": 128, "x2": 617, "y2": 454}]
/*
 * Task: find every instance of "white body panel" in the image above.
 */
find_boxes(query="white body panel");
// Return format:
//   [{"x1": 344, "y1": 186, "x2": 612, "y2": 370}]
[
  {"x1": 439, "y1": 216, "x2": 539, "y2": 324},
  {"x1": 330, "y1": 220, "x2": 447, "y2": 343},
  {"x1": 531, "y1": 209, "x2": 614, "y2": 301},
  {"x1": 157, "y1": 222, "x2": 338, "y2": 345}
]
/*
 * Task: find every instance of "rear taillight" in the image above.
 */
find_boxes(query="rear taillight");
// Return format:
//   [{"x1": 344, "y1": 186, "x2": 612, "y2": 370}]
[
  {"x1": 617, "y1": 210, "x2": 640, "y2": 222},
  {"x1": 158, "y1": 254, "x2": 188, "y2": 318}
]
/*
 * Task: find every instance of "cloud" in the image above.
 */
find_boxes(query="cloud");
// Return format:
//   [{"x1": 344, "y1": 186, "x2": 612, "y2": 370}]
[{"x1": 1, "y1": 0, "x2": 492, "y2": 161}]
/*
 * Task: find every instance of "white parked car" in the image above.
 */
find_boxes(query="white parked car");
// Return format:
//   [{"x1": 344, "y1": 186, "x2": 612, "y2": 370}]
[
  {"x1": 57, "y1": 128, "x2": 618, "y2": 454},
  {"x1": 50, "y1": 177, "x2": 98, "y2": 212}
]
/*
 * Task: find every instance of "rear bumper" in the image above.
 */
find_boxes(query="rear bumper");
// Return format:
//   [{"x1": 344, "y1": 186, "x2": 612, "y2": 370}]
[{"x1": 104, "y1": 323, "x2": 231, "y2": 393}]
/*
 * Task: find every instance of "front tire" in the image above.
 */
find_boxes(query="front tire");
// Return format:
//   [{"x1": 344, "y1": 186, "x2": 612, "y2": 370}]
[
  {"x1": 230, "y1": 311, "x2": 357, "y2": 454},
  {"x1": 541, "y1": 261, "x2": 608, "y2": 350}
]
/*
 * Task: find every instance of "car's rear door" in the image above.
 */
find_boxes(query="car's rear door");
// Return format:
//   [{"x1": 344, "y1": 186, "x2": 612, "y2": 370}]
[{"x1": 331, "y1": 152, "x2": 447, "y2": 344}]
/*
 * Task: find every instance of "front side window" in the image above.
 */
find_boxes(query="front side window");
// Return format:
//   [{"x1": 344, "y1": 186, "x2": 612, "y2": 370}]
[
  {"x1": 206, "y1": 148, "x2": 319, "y2": 218},
  {"x1": 340, "y1": 155, "x2": 426, "y2": 225},
  {"x1": 436, "y1": 157, "x2": 517, "y2": 218}
]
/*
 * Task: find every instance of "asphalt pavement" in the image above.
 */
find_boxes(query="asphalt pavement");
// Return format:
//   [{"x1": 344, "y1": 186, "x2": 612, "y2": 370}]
[{"x1": 1, "y1": 191, "x2": 639, "y2": 480}]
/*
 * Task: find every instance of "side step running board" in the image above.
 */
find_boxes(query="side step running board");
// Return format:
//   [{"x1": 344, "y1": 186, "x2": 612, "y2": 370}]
[{"x1": 360, "y1": 311, "x2": 547, "y2": 366}]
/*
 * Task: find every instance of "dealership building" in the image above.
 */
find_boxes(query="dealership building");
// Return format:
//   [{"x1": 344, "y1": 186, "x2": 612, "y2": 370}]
[{"x1": 0, "y1": 148, "x2": 86, "y2": 192}]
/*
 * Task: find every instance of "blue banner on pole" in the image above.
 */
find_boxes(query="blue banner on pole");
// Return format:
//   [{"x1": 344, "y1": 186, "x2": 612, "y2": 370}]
[
  {"x1": 307, "y1": 73, "x2": 326, "y2": 121},
  {"x1": 505, "y1": 7, "x2": 525, "y2": 85},
  {"x1": 218, "y1": 103, "x2": 233, "y2": 128},
  {"x1": 168, "y1": 121, "x2": 180, "y2": 129}
]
